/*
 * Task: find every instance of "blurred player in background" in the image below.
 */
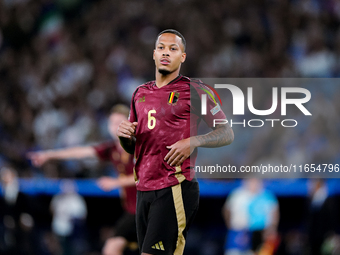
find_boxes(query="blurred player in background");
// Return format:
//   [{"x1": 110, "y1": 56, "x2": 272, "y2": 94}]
[
  {"x1": 0, "y1": 167, "x2": 36, "y2": 255},
  {"x1": 222, "y1": 179, "x2": 279, "y2": 255},
  {"x1": 306, "y1": 179, "x2": 339, "y2": 255},
  {"x1": 50, "y1": 179, "x2": 87, "y2": 255},
  {"x1": 117, "y1": 29, "x2": 234, "y2": 255},
  {"x1": 28, "y1": 104, "x2": 137, "y2": 255}
]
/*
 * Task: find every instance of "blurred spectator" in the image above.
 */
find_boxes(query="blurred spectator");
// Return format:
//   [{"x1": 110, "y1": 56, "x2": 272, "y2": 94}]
[
  {"x1": 50, "y1": 179, "x2": 87, "y2": 255},
  {"x1": 222, "y1": 179, "x2": 279, "y2": 255},
  {"x1": 306, "y1": 179, "x2": 339, "y2": 255},
  {"x1": 0, "y1": 166, "x2": 36, "y2": 255}
]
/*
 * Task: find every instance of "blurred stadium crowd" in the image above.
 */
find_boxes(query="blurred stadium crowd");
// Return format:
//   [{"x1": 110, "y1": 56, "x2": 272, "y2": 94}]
[
  {"x1": 0, "y1": 0, "x2": 340, "y2": 254},
  {"x1": 1, "y1": 0, "x2": 340, "y2": 174}
]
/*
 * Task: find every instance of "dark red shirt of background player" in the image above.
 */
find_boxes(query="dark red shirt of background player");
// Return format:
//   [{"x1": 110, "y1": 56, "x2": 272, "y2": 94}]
[{"x1": 94, "y1": 142, "x2": 136, "y2": 215}]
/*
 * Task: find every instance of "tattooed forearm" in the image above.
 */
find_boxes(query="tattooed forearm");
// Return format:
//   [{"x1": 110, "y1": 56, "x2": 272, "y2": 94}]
[
  {"x1": 119, "y1": 137, "x2": 136, "y2": 154},
  {"x1": 192, "y1": 124, "x2": 234, "y2": 148}
]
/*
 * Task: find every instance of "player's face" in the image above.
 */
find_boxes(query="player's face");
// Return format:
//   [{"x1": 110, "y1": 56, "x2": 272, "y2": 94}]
[
  {"x1": 153, "y1": 33, "x2": 186, "y2": 75},
  {"x1": 108, "y1": 113, "x2": 127, "y2": 139}
]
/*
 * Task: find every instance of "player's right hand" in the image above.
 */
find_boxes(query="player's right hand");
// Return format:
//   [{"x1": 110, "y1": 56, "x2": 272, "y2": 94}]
[
  {"x1": 26, "y1": 152, "x2": 51, "y2": 167},
  {"x1": 117, "y1": 120, "x2": 138, "y2": 139}
]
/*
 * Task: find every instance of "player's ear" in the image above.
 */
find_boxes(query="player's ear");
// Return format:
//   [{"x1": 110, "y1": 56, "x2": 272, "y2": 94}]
[
  {"x1": 153, "y1": 49, "x2": 156, "y2": 60},
  {"x1": 181, "y1": 52, "x2": 186, "y2": 63}
]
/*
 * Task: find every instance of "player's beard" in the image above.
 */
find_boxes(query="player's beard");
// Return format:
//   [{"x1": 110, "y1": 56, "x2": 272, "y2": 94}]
[{"x1": 158, "y1": 68, "x2": 172, "y2": 76}]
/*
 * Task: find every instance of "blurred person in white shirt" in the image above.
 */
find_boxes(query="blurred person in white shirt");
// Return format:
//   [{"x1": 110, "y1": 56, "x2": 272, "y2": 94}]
[{"x1": 50, "y1": 179, "x2": 87, "y2": 255}]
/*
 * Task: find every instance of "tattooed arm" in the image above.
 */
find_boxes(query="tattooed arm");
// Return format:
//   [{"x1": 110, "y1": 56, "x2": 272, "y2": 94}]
[
  {"x1": 192, "y1": 124, "x2": 234, "y2": 148},
  {"x1": 164, "y1": 124, "x2": 234, "y2": 166}
]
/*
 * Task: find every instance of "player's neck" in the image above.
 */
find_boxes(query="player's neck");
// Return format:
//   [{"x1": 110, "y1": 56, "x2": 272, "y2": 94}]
[{"x1": 155, "y1": 69, "x2": 180, "y2": 88}]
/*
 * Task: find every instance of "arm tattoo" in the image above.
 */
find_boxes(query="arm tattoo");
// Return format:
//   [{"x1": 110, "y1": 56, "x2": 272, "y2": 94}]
[
  {"x1": 194, "y1": 124, "x2": 234, "y2": 148},
  {"x1": 119, "y1": 137, "x2": 136, "y2": 154}
]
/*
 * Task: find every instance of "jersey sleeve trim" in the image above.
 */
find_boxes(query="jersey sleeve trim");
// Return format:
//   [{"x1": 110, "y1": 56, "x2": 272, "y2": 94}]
[{"x1": 131, "y1": 87, "x2": 140, "y2": 122}]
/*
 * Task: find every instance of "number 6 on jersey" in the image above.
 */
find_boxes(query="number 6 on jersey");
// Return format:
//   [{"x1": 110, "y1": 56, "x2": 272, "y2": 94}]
[{"x1": 147, "y1": 110, "x2": 156, "y2": 129}]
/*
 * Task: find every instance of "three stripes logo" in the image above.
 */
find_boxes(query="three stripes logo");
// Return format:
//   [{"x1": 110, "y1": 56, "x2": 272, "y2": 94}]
[
  {"x1": 152, "y1": 241, "x2": 165, "y2": 251},
  {"x1": 168, "y1": 91, "x2": 180, "y2": 105},
  {"x1": 138, "y1": 96, "x2": 145, "y2": 103}
]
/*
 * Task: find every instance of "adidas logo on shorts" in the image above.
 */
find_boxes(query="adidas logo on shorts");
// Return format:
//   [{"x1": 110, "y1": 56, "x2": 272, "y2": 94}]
[{"x1": 151, "y1": 241, "x2": 165, "y2": 251}]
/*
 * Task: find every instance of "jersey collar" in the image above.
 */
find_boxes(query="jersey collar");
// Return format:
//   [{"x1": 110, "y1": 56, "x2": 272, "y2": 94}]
[{"x1": 154, "y1": 75, "x2": 182, "y2": 88}]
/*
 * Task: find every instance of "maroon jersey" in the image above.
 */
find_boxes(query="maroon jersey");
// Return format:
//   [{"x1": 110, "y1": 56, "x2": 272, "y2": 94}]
[
  {"x1": 129, "y1": 75, "x2": 226, "y2": 191},
  {"x1": 94, "y1": 141, "x2": 137, "y2": 214}
]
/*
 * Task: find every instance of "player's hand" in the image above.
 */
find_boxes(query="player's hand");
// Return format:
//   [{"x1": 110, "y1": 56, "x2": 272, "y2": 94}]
[
  {"x1": 97, "y1": 177, "x2": 120, "y2": 191},
  {"x1": 164, "y1": 138, "x2": 194, "y2": 167},
  {"x1": 26, "y1": 152, "x2": 51, "y2": 167},
  {"x1": 117, "y1": 120, "x2": 138, "y2": 139}
]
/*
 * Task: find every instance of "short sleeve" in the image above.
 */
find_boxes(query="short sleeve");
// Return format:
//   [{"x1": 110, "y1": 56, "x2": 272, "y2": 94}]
[
  {"x1": 265, "y1": 191, "x2": 279, "y2": 207},
  {"x1": 93, "y1": 142, "x2": 114, "y2": 161},
  {"x1": 128, "y1": 88, "x2": 138, "y2": 123},
  {"x1": 191, "y1": 81, "x2": 226, "y2": 128}
]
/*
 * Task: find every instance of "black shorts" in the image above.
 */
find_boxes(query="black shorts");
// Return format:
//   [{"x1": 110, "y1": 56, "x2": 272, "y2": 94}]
[
  {"x1": 136, "y1": 180, "x2": 199, "y2": 255},
  {"x1": 113, "y1": 212, "x2": 137, "y2": 243}
]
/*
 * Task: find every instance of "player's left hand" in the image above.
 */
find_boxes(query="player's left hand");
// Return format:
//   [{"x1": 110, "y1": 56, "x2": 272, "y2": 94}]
[
  {"x1": 97, "y1": 177, "x2": 120, "y2": 191},
  {"x1": 164, "y1": 138, "x2": 195, "y2": 167}
]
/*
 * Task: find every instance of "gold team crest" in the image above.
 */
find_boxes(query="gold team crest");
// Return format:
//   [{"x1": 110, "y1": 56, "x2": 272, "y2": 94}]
[{"x1": 168, "y1": 91, "x2": 179, "y2": 105}]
